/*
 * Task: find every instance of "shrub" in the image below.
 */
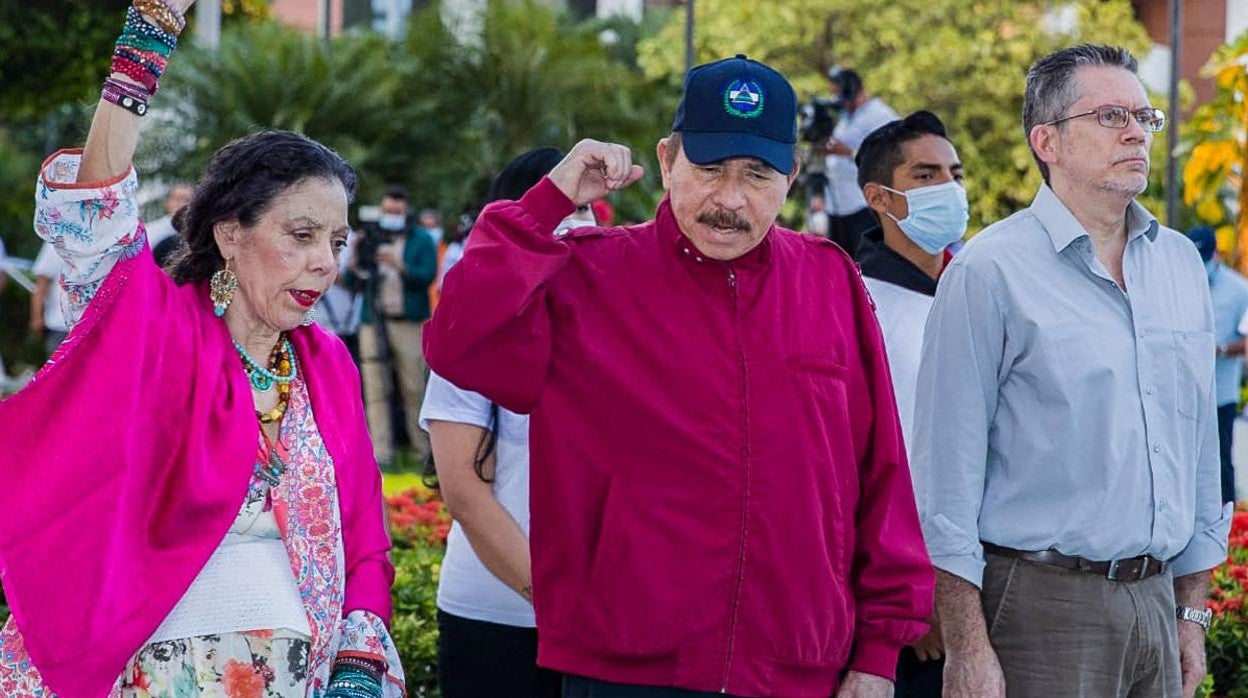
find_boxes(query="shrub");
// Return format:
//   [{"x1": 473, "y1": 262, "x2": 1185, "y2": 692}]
[
  {"x1": 387, "y1": 485, "x2": 452, "y2": 697},
  {"x1": 1207, "y1": 508, "x2": 1248, "y2": 696}
]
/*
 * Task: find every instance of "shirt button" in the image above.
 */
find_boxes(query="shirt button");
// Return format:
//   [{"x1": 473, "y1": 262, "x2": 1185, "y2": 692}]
[
  {"x1": 682, "y1": 247, "x2": 691, "y2": 255},
  {"x1": 1153, "y1": 443, "x2": 1161, "y2": 453},
  {"x1": 1146, "y1": 385, "x2": 1156, "y2": 395}
]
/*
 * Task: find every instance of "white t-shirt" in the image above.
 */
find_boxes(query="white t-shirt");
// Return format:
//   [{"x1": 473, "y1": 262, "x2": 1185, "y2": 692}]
[
  {"x1": 419, "y1": 371, "x2": 535, "y2": 627},
  {"x1": 863, "y1": 276, "x2": 934, "y2": 451},
  {"x1": 32, "y1": 242, "x2": 68, "y2": 333},
  {"x1": 824, "y1": 98, "x2": 899, "y2": 216},
  {"x1": 145, "y1": 214, "x2": 178, "y2": 249}
]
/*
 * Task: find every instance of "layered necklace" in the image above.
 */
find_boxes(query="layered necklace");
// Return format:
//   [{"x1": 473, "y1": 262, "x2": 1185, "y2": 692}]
[
  {"x1": 234, "y1": 334, "x2": 298, "y2": 423},
  {"x1": 234, "y1": 334, "x2": 298, "y2": 493}
]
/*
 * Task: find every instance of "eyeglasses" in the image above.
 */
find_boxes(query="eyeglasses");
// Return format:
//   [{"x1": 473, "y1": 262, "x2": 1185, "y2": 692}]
[{"x1": 1044, "y1": 105, "x2": 1166, "y2": 133}]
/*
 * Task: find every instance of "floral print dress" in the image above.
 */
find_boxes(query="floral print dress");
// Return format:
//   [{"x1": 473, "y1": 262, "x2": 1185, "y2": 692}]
[
  {"x1": 119, "y1": 398, "x2": 314, "y2": 698},
  {"x1": 0, "y1": 152, "x2": 406, "y2": 698}
]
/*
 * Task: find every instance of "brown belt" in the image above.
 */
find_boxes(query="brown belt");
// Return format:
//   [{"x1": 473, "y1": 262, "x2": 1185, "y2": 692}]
[{"x1": 982, "y1": 542, "x2": 1167, "y2": 582}]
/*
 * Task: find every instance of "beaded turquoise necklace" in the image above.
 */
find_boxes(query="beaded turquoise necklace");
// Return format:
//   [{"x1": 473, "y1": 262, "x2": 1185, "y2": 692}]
[
  {"x1": 233, "y1": 336, "x2": 298, "y2": 391},
  {"x1": 234, "y1": 334, "x2": 298, "y2": 495}
]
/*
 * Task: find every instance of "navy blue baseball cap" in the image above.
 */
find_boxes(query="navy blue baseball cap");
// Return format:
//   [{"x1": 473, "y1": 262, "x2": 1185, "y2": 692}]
[
  {"x1": 672, "y1": 54, "x2": 798, "y2": 175},
  {"x1": 1188, "y1": 225, "x2": 1216, "y2": 261}
]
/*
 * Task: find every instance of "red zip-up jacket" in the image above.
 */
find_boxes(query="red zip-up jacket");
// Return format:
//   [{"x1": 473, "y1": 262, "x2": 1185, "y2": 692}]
[{"x1": 424, "y1": 178, "x2": 933, "y2": 697}]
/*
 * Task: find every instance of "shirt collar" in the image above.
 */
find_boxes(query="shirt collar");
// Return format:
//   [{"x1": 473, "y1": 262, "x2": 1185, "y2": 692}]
[
  {"x1": 1031, "y1": 183, "x2": 1159, "y2": 253},
  {"x1": 855, "y1": 225, "x2": 940, "y2": 296}
]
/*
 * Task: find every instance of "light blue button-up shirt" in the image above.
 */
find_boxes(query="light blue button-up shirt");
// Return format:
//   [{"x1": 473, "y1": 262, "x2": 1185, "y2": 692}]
[
  {"x1": 911, "y1": 184, "x2": 1231, "y2": 588},
  {"x1": 1208, "y1": 263, "x2": 1248, "y2": 407}
]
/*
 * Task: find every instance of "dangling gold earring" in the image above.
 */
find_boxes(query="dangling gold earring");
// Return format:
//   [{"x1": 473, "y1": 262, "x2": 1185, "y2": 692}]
[{"x1": 210, "y1": 265, "x2": 238, "y2": 317}]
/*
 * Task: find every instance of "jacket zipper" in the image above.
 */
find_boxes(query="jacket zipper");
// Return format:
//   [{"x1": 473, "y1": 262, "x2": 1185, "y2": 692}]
[{"x1": 720, "y1": 265, "x2": 752, "y2": 693}]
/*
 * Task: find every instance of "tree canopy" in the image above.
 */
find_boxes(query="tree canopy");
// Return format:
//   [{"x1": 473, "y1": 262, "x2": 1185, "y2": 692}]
[
  {"x1": 638, "y1": 0, "x2": 1155, "y2": 231},
  {"x1": 1183, "y1": 31, "x2": 1248, "y2": 264}
]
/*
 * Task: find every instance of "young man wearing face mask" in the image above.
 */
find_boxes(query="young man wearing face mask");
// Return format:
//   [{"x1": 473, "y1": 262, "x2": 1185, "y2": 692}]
[
  {"x1": 350, "y1": 185, "x2": 439, "y2": 468},
  {"x1": 853, "y1": 110, "x2": 966, "y2": 698}
]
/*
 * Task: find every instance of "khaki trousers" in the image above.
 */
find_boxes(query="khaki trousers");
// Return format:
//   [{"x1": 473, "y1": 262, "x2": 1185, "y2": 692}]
[
  {"x1": 359, "y1": 319, "x2": 429, "y2": 465},
  {"x1": 982, "y1": 552, "x2": 1181, "y2": 697}
]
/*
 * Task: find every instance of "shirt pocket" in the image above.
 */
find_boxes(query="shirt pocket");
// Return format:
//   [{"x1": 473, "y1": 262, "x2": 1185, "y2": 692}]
[{"x1": 1172, "y1": 330, "x2": 1215, "y2": 421}]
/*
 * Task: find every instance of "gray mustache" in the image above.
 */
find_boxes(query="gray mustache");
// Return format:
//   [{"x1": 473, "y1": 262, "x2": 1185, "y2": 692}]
[{"x1": 697, "y1": 210, "x2": 749, "y2": 232}]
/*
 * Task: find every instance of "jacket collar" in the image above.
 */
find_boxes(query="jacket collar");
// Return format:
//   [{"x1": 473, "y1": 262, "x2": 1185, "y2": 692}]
[
  {"x1": 658, "y1": 196, "x2": 774, "y2": 271},
  {"x1": 855, "y1": 225, "x2": 940, "y2": 296}
]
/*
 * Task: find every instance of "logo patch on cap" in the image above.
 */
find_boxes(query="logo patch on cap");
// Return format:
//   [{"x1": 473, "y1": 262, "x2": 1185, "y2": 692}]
[{"x1": 723, "y1": 78, "x2": 765, "y2": 118}]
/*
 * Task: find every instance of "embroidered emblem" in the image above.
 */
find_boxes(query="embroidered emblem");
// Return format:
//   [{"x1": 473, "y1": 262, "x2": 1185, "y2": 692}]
[{"x1": 723, "y1": 78, "x2": 765, "y2": 118}]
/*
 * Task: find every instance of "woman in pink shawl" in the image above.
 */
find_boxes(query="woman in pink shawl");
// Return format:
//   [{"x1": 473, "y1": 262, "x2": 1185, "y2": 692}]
[{"x1": 0, "y1": 1, "x2": 405, "y2": 696}]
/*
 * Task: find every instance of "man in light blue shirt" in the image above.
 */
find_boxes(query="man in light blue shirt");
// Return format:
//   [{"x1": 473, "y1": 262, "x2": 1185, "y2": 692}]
[
  {"x1": 911, "y1": 45, "x2": 1231, "y2": 698},
  {"x1": 1189, "y1": 224, "x2": 1248, "y2": 505}
]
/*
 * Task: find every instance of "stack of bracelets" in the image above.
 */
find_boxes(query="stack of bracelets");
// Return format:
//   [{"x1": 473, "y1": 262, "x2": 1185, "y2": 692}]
[
  {"x1": 325, "y1": 655, "x2": 387, "y2": 698},
  {"x1": 105, "y1": 1, "x2": 184, "y2": 117}
]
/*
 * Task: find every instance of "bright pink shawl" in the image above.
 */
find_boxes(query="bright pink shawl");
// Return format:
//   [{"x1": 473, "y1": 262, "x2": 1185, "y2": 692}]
[{"x1": 0, "y1": 167, "x2": 393, "y2": 697}]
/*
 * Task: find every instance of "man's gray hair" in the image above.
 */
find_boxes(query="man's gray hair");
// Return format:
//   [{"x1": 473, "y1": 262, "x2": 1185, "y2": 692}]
[{"x1": 1023, "y1": 44, "x2": 1139, "y2": 182}]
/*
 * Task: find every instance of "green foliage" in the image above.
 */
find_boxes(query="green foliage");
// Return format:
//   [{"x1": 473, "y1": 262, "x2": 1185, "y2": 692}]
[
  {"x1": 0, "y1": 126, "x2": 49, "y2": 373},
  {"x1": 1207, "y1": 508, "x2": 1248, "y2": 696},
  {"x1": 638, "y1": 0, "x2": 1155, "y2": 232},
  {"x1": 394, "y1": 0, "x2": 678, "y2": 221},
  {"x1": 138, "y1": 1, "x2": 673, "y2": 224},
  {"x1": 1181, "y1": 31, "x2": 1248, "y2": 265},
  {"x1": 386, "y1": 484, "x2": 452, "y2": 695},
  {"x1": 0, "y1": 2, "x2": 127, "y2": 121},
  {"x1": 391, "y1": 546, "x2": 443, "y2": 697},
  {"x1": 138, "y1": 22, "x2": 403, "y2": 196}
]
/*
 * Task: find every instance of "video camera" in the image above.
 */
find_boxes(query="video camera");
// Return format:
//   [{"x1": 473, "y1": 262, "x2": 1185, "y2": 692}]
[
  {"x1": 353, "y1": 205, "x2": 404, "y2": 277},
  {"x1": 799, "y1": 97, "x2": 841, "y2": 144}
]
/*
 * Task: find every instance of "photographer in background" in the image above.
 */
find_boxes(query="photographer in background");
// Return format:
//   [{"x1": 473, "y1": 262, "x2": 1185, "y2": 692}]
[
  {"x1": 349, "y1": 185, "x2": 438, "y2": 469},
  {"x1": 824, "y1": 67, "x2": 898, "y2": 256}
]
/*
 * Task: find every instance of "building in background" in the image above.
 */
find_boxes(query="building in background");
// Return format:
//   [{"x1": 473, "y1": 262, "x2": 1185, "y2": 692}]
[{"x1": 1132, "y1": 0, "x2": 1248, "y2": 111}]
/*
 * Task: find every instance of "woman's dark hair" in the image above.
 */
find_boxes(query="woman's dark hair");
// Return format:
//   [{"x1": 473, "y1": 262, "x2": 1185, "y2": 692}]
[
  {"x1": 486, "y1": 147, "x2": 564, "y2": 202},
  {"x1": 166, "y1": 130, "x2": 358, "y2": 283},
  {"x1": 424, "y1": 147, "x2": 564, "y2": 488}
]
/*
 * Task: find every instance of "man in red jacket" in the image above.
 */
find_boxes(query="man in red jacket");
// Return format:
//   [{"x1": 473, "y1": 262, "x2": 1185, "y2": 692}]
[{"x1": 424, "y1": 55, "x2": 933, "y2": 698}]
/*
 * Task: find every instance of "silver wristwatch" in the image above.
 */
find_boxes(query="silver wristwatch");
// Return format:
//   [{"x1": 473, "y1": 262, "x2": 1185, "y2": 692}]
[{"x1": 1176, "y1": 605, "x2": 1212, "y2": 631}]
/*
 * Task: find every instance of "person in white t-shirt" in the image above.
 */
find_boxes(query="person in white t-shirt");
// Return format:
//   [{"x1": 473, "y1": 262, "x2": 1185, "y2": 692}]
[
  {"x1": 853, "y1": 110, "x2": 968, "y2": 698},
  {"x1": 30, "y1": 241, "x2": 70, "y2": 358},
  {"x1": 421, "y1": 147, "x2": 594, "y2": 698},
  {"x1": 823, "y1": 67, "x2": 898, "y2": 256}
]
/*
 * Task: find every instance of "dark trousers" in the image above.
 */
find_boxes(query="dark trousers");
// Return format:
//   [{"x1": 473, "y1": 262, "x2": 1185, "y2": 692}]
[
  {"x1": 437, "y1": 609, "x2": 562, "y2": 698},
  {"x1": 894, "y1": 646, "x2": 943, "y2": 697},
  {"x1": 826, "y1": 207, "x2": 877, "y2": 257},
  {"x1": 562, "y1": 676, "x2": 735, "y2": 698},
  {"x1": 1219, "y1": 402, "x2": 1237, "y2": 504}
]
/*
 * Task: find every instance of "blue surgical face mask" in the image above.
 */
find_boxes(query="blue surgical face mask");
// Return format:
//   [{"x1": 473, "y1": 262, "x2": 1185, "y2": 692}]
[
  {"x1": 378, "y1": 214, "x2": 407, "y2": 232},
  {"x1": 881, "y1": 181, "x2": 969, "y2": 254}
]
